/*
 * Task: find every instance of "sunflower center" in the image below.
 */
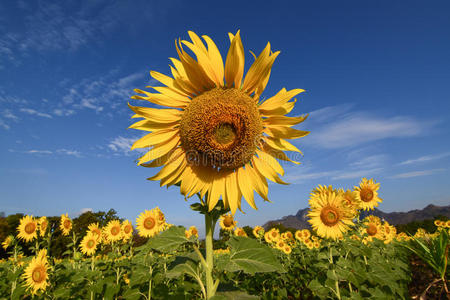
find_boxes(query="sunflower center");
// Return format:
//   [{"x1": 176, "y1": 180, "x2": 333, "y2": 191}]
[
  {"x1": 64, "y1": 220, "x2": 71, "y2": 229},
  {"x1": 320, "y1": 206, "x2": 340, "y2": 226},
  {"x1": 111, "y1": 226, "x2": 120, "y2": 236},
  {"x1": 87, "y1": 240, "x2": 95, "y2": 248},
  {"x1": 191, "y1": 228, "x2": 198, "y2": 235},
  {"x1": 366, "y1": 223, "x2": 378, "y2": 236},
  {"x1": 144, "y1": 217, "x2": 156, "y2": 230},
  {"x1": 360, "y1": 189, "x2": 374, "y2": 202},
  {"x1": 25, "y1": 223, "x2": 36, "y2": 234},
  {"x1": 124, "y1": 225, "x2": 132, "y2": 234},
  {"x1": 32, "y1": 267, "x2": 45, "y2": 283},
  {"x1": 223, "y1": 215, "x2": 234, "y2": 227},
  {"x1": 180, "y1": 88, "x2": 263, "y2": 170}
]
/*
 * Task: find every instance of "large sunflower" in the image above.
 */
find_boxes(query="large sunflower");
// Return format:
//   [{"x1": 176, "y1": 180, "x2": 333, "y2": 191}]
[
  {"x1": 308, "y1": 190, "x2": 354, "y2": 240},
  {"x1": 354, "y1": 178, "x2": 382, "y2": 211},
  {"x1": 104, "y1": 220, "x2": 122, "y2": 243},
  {"x1": 23, "y1": 249, "x2": 49, "y2": 295},
  {"x1": 17, "y1": 215, "x2": 38, "y2": 242},
  {"x1": 129, "y1": 31, "x2": 308, "y2": 214}
]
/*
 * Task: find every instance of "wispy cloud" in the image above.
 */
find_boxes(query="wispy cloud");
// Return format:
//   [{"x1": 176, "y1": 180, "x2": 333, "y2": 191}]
[
  {"x1": 399, "y1": 152, "x2": 450, "y2": 165},
  {"x1": 0, "y1": 119, "x2": 10, "y2": 130},
  {"x1": 53, "y1": 108, "x2": 75, "y2": 117},
  {"x1": 350, "y1": 154, "x2": 388, "y2": 169},
  {"x1": 301, "y1": 104, "x2": 432, "y2": 149},
  {"x1": 56, "y1": 149, "x2": 82, "y2": 158},
  {"x1": 331, "y1": 168, "x2": 383, "y2": 180},
  {"x1": 108, "y1": 136, "x2": 137, "y2": 155},
  {"x1": 26, "y1": 150, "x2": 53, "y2": 155},
  {"x1": 20, "y1": 108, "x2": 52, "y2": 118},
  {"x1": 389, "y1": 168, "x2": 446, "y2": 179}
]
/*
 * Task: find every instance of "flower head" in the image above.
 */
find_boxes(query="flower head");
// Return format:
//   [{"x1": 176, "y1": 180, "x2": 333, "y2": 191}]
[
  {"x1": 219, "y1": 213, "x2": 237, "y2": 231},
  {"x1": 23, "y1": 250, "x2": 49, "y2": 295},
  {"x1": 104, "y1": 220, "x2": 122, "y2": 243},
  {"x1": 38, "y1": 217, "x2": 48, "y2": 237},
  {"x1": 17, "y1": 215, "x2": 38, "y2": 242},
  {"x1": 354, "y1": 178, "x2": 382, "y2": 211},
  {"x1": 60, "y1": 214, "x2": 72, "y2": 236},
  {"x1": 136, "y1": 210, "x2": 160, "y2": 238},
  {"x1": 80, "y1": 232, "x2": 98, "y2": 256},
  {"x1": 129, "y1": 31, "x2": 308, "y2": 214}
]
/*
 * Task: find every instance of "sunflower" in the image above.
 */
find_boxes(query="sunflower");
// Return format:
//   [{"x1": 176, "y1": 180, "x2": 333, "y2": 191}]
[
  {"x1": 23, "y1": 249, "x2": 49, "y2": 295},
  {"x1": 38, "y1": 217, "x2": 48, "y2": 237},
  {"x1": 129, "y1": 31, "x2": 308, "y2": 215},
  {"x1": 80, "y1": 232, "x2": 98, "y2": 256},
  {"x1": 276, "y1": 240, "x2": 286, "y2": 250},
  {"x1": 219, "y1": 213, "x2": 237, "y2": 231},
  {"x1": 252, "y1": 226, "x2": 265, "y2": 238},
  {"x1": 281, "y1": 231, "x2": 293, "y2": 242},
  {"x1": 234, "y1": 227, "x2": 247, "y2": 237},
  {"x1": 338, "y1": 189, "x2": 361, "y2": 211},
  {"x1": 282, "y1": 245, "x2": 292, "y2": 255},
  {"x1": 154, "y1": 207, "x2": 166, "y2": 226},
  {"x1": 104, "y1": 220, "x2": 122, "y2": 242},
  {"x1": 17, "y1": 215, "x2": 38, "y2": 242},
  {"x1": 354, "y1": 178, "x2": 382, "y2": 211},
  {"x1": 121, "y1": 220, "x2": 134, "y2": 241},
  {"x1": 88, "y1": 223, "x2": 103, "y2": 242},
  {"x1": 434, "y1": 220, "x2": 442, "y2": 227},
  {"x1": 188, "y1": 226, "x2": 199, "y2": 238},
  {"x1": 136, "y1": 210, "x2": 160, "y2": 237},
  {"x1": 264, "y1": 232, "x2": 272, "y2": 243},
  {"x1": 360, "y1": 219, "x2": 383, "y2": 241},
  {"x1": 2, "y1": 235, "x2": 13, "y2": 250},
  {"x1": 60, "y1": 214, "x2": 72, "y2": 236},
  {"x1": 308, "y1": 190, "x2": 354, "y2": 240},
  {"x1": 267, "y1": 228, "x2": 280, "y2": 242}
]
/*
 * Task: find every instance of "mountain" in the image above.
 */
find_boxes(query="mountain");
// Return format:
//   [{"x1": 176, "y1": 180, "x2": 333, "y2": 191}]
[{"x1": 263, "y1": 204, "x2": 450, "y2": 230}]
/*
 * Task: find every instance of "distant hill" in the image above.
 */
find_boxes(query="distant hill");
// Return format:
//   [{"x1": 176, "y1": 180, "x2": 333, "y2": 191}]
[{"x1": 263, "y1": 204, "x2": 450, "y2": 230}]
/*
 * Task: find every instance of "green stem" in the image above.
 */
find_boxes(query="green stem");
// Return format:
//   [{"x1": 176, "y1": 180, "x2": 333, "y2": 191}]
[
  {"x1": 205, "y1": 211, "x2": 215, "y2": 299},
  {"x1": 148, "y1": 266, "x2": 153, "y2": 300},
  {"x1": 329, "y1": 246, "x2": 341, "y2": 300}
]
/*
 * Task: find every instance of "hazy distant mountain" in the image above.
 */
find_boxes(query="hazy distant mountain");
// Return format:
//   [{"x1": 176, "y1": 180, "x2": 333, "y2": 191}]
[{"x1": 263, "y1": 204, "x2": 450, "y2": 230}]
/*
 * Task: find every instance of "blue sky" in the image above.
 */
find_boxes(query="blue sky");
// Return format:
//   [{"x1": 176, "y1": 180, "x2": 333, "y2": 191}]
[{"x1": 1, "y1": 0, "x2": 450, "y2": 234}]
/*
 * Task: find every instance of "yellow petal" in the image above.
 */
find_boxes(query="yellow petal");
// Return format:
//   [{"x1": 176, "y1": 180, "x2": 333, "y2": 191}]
[
  {"x1": 263, "y1": 115, "x2": 308, "y2": 127},
  {"x1": 137, "y1": 135, "x2": 180, "y2": 165},
  {"x1": 225, "y1": 30, "x2": 245, "y2": 88},
  {"x1": 255, "y1": 149, "x2": 284, "y2": 176},
  {"x1": 128, "y1": 119, "x2": 178, "y2": 132},
  {"x1": 264, "y1": 136, "x2": 302, "y2": 153},
  {"x1": 246, "y1": 164, "x2": 269, "y2": 202},
  {"x1": 264, "y1": 126, "x2": 309, "y2": 139},
  {"x1": 161, "y1": 158, "x2": 187, "y2": 187},
  {"x1": 128, "y1": 104, "x2": 182, "y2": 123},
  {"x1": 150, "y1": 71, "x2": 193, "y2": 97},
  {"x1": 259, "y1": 88, "x2": 304, "y2": 111},
  {"x1": 262, "y1": 143, "x2": 300, "y2": 165},
  {"x1": 208, "y1": 172, "x2": 225, "y2": 211},
  {"x1": 141, "y1": 147, "x2": 184, "y2": 168},
  {"x1": 237, "y1": 167, "x2": 256, "y2": 210},
  {"x1": 131, "y1": 129, "x2": 179, "y2": 150},
  {"x1": 148, "y1": 151, "x2": 185, "y2": 181},
  {"x1": 225, "y1": 171, "x2": 239, "y2": 214},
  {"x1": 132, "y1": 88, "x2": 189, "y2": 109},
  {"x1": 252, "y1": 157, "x2": 288, "y2": 185},
  {"x1": 202, "y1": 34, "x2": 224, "y2": 86}
]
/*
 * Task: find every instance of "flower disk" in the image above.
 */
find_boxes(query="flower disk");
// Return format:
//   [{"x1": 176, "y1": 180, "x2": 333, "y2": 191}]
[{"x1": 129, "y1": 30, "x2": 308, "y2": 214}]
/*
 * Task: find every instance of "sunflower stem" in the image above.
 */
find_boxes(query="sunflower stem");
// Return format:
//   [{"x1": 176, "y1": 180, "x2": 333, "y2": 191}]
[{"x1": 204, "y1": 211, "x2": 215, "y2": 299}]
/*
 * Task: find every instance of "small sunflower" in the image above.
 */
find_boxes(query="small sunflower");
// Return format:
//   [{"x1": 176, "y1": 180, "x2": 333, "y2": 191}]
[
  {"x1": 60, "y1": 214, "x2": 72, "y2": 236},
  {"x1": 354, "y1": 178, "x2": 382, "y2": 211},
  {"x1": 154, "y1": 207, "x2": 166, "y2": 226},
  {"x1": 276, "y1": 240, "x2": 286, "y2": 250},
  {"x1": 267, "y1": 228, "x2": 280, "y2": 242},
  {"x1": 234, "y1": 227, "x2": 248, "y2": 237},
  {"x1": 129, "y1": 31, "x2": 308, "y2": 215},
  {"x1": 282, "y1": 245, "x2": 292, "y2": 255},
  {"x1": 338, "y1": 189, "x2": 361, "y2": 211},
  {"x1": 361, "y1": 220, "x2": 383, "y2": 241},
  {"x1": 88, "y1": 223, "x2": 103, "y2": 242},
  {"x1": 188, "y1": 226, "x2": 199, "y2": 238},
  {"x1": 23, "y1": 250, "x2": 49, "y2": 295},
  {"x1": 104, "y1": 220, "x2": 122, "y2": 242},
  {"x1": 38, "y1": 217, "x2": 48, "y2": 237},
  {"x1": 281, "y1": 231, "x2": 293, "y2": 242},
  {"x1": 308, "y1": 189, "x2": 354, "y2": 240},
  {"x1": 80, "y1": 232, "x2": 98, "y2": 256},
  {"x1": 264, "y1": 231, "x2": 272, "y2": 243},
  {"x1": 17, "y1": 215, "x2": 38, "y2": 242},
  {"x1": 136, "y1": 210, "x2": 159, "y2": 237},
  {"x1": 219, "y1": 213, "x2": 237, "y2": 231},
  {"x1": 2, "y1": 235, "x2": 13, "y2": 250},
  {"x1": 294, "y1": 230, "x2": 303, "y2": 241},
  {"x1": 252, "y1": 226, "x2": 265, "y2": 238},
  {"x1": 121, "y1": 220, "x2": 134, "y2": 241}
]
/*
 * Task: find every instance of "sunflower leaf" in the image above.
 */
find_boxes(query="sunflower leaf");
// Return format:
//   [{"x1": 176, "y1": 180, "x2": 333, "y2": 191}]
[
  {"x1": 224, "y1": 236, "x2": 285, "y2": 274},
  {"x1": 147, "y1": 226, "x2": 189, "y2": 253}
]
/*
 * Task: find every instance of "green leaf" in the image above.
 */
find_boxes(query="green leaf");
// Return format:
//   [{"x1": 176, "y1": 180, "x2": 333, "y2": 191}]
[
  {"x1": 147, "y1": 226, "x2": 190, "y2": 253},
  {"x1": 212, "y1": 291, "x2": 259, "y2": 299},
  {"x1": 166, "y1": 259, "x2": 200, "y2": 279},
  {"x1": 225, "y1": 236, "x2": 285, "y2": 274}
]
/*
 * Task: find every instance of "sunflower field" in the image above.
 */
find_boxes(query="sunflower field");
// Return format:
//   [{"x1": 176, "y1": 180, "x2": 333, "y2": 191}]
[{"x1": 1, "y1": 179, "x2": 449, "y2": 299}]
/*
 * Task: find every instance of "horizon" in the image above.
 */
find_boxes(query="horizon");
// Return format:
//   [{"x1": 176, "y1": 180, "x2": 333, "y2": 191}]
[{"x1": 1, "y1": 0, "x2": 450, "y2": 237}]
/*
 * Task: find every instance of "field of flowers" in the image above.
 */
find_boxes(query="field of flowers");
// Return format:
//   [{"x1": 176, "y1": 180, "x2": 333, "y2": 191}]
[{"x1": 1, "y1": 179, "x2": 449, "y2": 299}]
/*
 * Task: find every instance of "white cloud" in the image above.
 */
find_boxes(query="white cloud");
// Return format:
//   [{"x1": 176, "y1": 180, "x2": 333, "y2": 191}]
[
  {"x1": 331, "y1": 168, "x2": 383, "y2": 180},
  {"x1": 350, "y1": 154, "x2": 388, "y2": 169},
  {"x1": 53, "y1": 108, "x2": 75, "y2": 117},
  {"x1": 108, "y1": 136, "x2": 136, "y2": 154},
  {"x1": 56, "y1": 149, "x2": 82, "y2": 158},
  {"x1": 388, "y1": 168, "x2": 446, "y2": 179},
  {"x1": 26, "y1": 150, "x2": 53, "y2": 155},
  {"x1": 301, "y1": 104, "x2": 430, "y2": 149},
  {"x1": 399, "y1": 152, "x2": 450, "y2": 165},
  {"x1": 2, "y1": 109, "x2": 18, "y2": 120},
  {"x1": 0, "y1": 119, "x2": 10, "y2": 130},
  {"x1": 78, "y1": 208, "x2": 93, "y2": 216},
  {"x1": 20, "y1": 108, "x2": 52, "y2": 118}
]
